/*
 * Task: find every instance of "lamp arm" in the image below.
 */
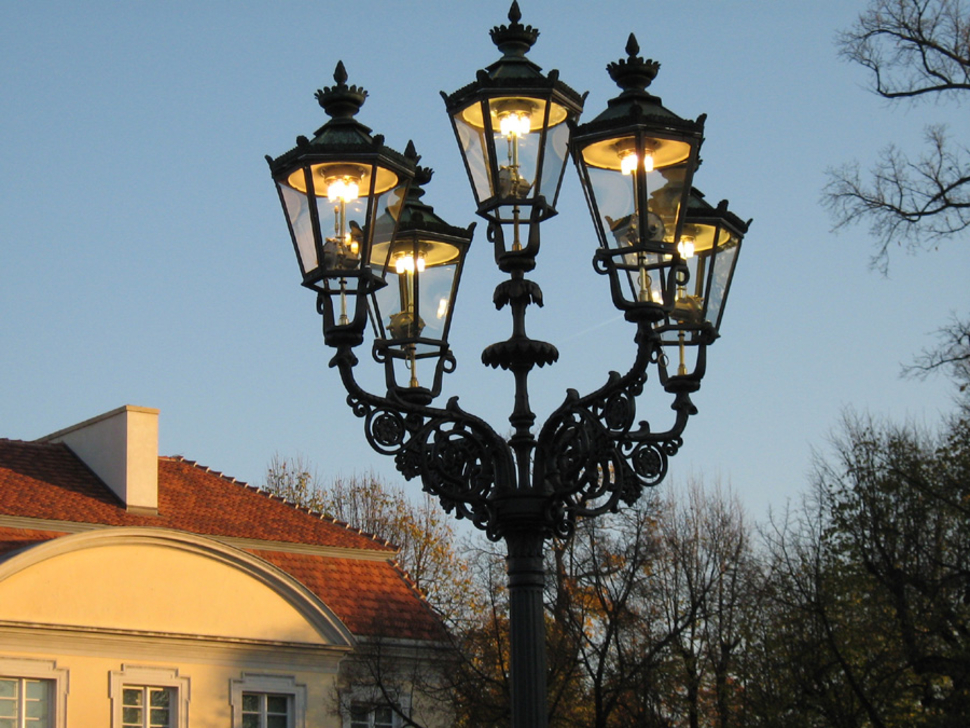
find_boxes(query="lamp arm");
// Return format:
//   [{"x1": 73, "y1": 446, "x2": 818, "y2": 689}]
[
  {"x1": 534, "y1": 323, "x2": 696, "y2": 529},
  {"x1": 329, "y1": 344, "x2": 515, "y2": 535}
]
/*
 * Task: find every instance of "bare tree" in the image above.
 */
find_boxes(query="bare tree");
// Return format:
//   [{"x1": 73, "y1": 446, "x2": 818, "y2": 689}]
[
  {"x1": 903, "y1": 313, "x2": 970, "y2": 393},
  {"x1": 824, "y1": 0, "x2": 970, "y2": 391},
  {"x1": 823, "y1": 0, "x2": 970, "y2": 270}
]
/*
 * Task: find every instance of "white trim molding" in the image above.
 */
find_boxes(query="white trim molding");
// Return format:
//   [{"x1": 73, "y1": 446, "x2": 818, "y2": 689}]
[
  {"x1": 230, "y1": 673, "x2": 307, "y2": 728},
  {"x1": 109, "y1": 664, "x2": 189, "y2": 728},
  {"x1": 0, "y1": 656, "x2": 69, "y2": 727}
]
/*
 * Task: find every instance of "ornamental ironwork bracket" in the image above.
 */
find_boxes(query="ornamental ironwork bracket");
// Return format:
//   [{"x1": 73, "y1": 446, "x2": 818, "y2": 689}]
[{"x1": 329, "y1": 312, "x2": 698, "y2": 541}]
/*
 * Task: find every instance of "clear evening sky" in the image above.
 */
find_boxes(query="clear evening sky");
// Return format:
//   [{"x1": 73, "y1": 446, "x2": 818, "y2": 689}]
[{"x1": 2, "y1": 1, "x2": 966, "y2": 521}]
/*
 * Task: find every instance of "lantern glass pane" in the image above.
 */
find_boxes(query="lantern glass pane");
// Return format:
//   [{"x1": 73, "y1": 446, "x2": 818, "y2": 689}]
[
  {"x1": 416, "y1": 261, "x2": 458, "y2": 349},
  {"x1": 580, "y1": 134, "x2": 691, "y2": 249},
  {"x1": 372, "y1": 240, "x2": 461, "y2": 354},
  {"x1": 453, "y1": 110, "x2": 493, "y2": 204},
  {"x1": 619, "y1": 250, "x2": 668, "y2": 306},
  {"x1": 313, "y1": 191, "x2": 367, "y2": 273},
  {"x1": 648, "y1": 164, "x2": 688, "y2": 243},
  {"x1": 704, "y1": 234, "x2": 740, "y2": 330},
  {"x1": 537, "y1": 120, "x2": 570, "y2": 206},
  {"x1": 279, "y1": 182, "x2": 317, "y2": 276},
  {"x1": 485, "y1": 97, "x2": 543, "y2": 203}
]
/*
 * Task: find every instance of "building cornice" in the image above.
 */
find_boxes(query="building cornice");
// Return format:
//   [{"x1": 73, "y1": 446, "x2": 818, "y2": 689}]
[{"x1": 0, "y1": 620, "x2": 350, "y2": 671}]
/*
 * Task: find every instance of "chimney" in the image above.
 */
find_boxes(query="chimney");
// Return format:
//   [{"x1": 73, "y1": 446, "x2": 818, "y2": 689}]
[{"x1": 38, "y1": 405, "x2": 160, "y2": 515}]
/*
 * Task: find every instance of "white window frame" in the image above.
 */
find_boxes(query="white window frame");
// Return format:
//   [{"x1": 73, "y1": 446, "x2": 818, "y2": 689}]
[
  {"x1": 108, "y1": 665, "x2": 189, "y2": 728},
  {"x1": 0, "y1": 657, "x2": 68, "y2": 728},
  {"x1": 229, "y1": 674, "x2": 305, "y2": 728}
]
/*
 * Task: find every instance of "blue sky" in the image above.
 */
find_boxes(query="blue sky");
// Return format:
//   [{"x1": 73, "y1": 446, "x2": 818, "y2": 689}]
[{"x1": 2, "y1": 1, "x2": 967, "y2": 522}]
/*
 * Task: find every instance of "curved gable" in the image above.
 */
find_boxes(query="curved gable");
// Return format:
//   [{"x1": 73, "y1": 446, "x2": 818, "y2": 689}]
[{"x1": 0, "y1": 528, "x2": 355, "y2": 648}]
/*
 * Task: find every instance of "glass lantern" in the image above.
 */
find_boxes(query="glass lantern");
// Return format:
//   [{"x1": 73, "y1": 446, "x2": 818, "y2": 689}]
[
  {"x1": 571, "y1": 35, "x2": 704, "y2": 322},
  {"x1": 442, "y1": 2, "x2": 584, "y2": 259},
  {"x1": 369, "y1": 167, "x2": 474, "y2": 402},
  {"x1": 655, "y1": 189, "x2": 748, "y2": 388},
  {"x1": 268, "y1": 61, "x2": 415, "y2": 345}
]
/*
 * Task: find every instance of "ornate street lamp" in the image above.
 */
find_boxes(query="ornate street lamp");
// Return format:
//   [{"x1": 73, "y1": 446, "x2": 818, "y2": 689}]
[
  {"x1": 441, "y1": 1, "x2": 584, "y2": 265},
  {"x1": 267, "y1": 61, "x2": 417, "y2": 346},
  {"x1": 267, "y1": 5, "x2": 748, "y2": 727}
]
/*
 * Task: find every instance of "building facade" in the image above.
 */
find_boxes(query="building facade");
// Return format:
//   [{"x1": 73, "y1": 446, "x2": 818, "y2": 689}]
[{"x1": 0, "y1": 406, "x2": 448, "y2": 728}]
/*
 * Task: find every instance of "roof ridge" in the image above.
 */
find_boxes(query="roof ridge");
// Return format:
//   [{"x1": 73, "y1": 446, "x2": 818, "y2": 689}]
[{"x1": 161, "y1": 455, "x2": 396, "y2": 552}]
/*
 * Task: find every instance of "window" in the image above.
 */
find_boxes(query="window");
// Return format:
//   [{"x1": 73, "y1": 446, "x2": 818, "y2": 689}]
[
  {"x1": 349, "y1": 703, "x2": 397, "y2": 728},
  {"x1": 109, "y1": 666, "x2": 188, "y2": 728},
  {"x1": 0, "y1": 677, "x2": 51, "y2": 728},
  {"x1": 230, "y1": 674, "x2": 304, "y2": 728},
  {"x1": 241, "y1": 693, "x2": 290, "y2": 728},
  {"x1": 120, "y1": 686, "x2": 173, "y2": 728},
  {"x1": 0, "y1": 658, "x2": 67, "y2": 728}
]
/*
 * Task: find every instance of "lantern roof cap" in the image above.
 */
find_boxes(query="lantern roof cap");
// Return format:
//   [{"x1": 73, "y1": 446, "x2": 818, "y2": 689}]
[
  {"x1": 488, "y1": 2, "x2": 540, "y2": 68},
  {"x1": 574, "y1": 34, "x2": 704, "y2": 139},
  {"x1": 442, "y1": 2, "x2": 584, "y2": 111},
  {"x1": 607, "y1": 34, "x2": 660, "y2": 93},
  {"x1": 397, "y1": 165, "x2": 476, "y2": 241},
  {"x1": 685, "y1": 188, "x2": 751, "y2": 234},
  {"x1": 267, "y1": 62, "x2": 415, "y2": 179}
]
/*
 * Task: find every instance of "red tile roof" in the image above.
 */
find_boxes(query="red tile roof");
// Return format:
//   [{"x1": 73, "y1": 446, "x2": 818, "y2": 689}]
[{"x1": 0, "y1": 439, "x2": 446, "y2": 642}]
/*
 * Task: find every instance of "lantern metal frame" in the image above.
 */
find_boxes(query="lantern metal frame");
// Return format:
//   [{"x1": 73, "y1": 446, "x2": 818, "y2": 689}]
[
  {"x1": 267, "y1": 61, "x2": 417, "y2": 346},
  {"x1": 369, "y1": 165, "x2": 475, "y2": 404},
  {"x1": 441, "y1": 2, "x2": 585, "y2": 269},
  {"x1": 268, "y1": 5, "x2": 748, "y2": 727}
]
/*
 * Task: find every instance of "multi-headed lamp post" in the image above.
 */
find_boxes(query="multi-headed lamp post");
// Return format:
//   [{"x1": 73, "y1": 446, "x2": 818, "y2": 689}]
[{"x1": 267, "y1": 5, "x2": 749, "y2": 726}]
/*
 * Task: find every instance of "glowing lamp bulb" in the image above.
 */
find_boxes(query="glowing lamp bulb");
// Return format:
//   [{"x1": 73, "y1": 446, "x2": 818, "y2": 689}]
[
  {"x1": 620, "y1": 151, "x2": 655, "y2": 175},
  {"x1": 678, "y1": 237, "x2": 696, "y2": 259},
  {"x1": 500, "y1": 112, "x2": 530, "y2": 138},
  {"x1": 394, "y1": 254, "x2": 426, "y2": 274},
  {"x1": 327, "y1": 178, "x2": 360, "y2": 203},
  {"x1": 620, "y1": 153, "x2": 638, "y2": 176}
]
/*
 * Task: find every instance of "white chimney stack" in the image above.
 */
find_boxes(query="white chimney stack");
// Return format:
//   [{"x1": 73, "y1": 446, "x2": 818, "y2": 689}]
[{"x1": 38, "y1": 405, "x2": 160, "y2": 515}]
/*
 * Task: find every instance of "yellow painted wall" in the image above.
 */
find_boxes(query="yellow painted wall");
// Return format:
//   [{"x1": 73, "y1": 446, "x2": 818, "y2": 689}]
[
  {"x1": 0, "y1": 539, "x2": 326, "y2": 644},
  {"x1": 0, "y1": 648, "x2": 344, "y2": 728},
  {"x1": 0, "y1": 530, "x2": 352, "y2": 726}
]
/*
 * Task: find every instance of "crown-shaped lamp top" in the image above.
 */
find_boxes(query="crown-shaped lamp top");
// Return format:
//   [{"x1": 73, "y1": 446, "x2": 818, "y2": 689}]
[
  {"x1": 489, "y1": 2, "x2": 539, "y2": 58},
  {"x1": 607, "y1": 34, "x2": 661, "y2": 94},
  {"x1": 314, "y1": 61, "x2": 369, "y2": 121}
]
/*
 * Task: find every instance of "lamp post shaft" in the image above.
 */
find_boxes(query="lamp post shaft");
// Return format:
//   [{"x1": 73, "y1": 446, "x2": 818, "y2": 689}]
[{"x1": 506, "y1": 530, "x2": 548, "y2": 728}]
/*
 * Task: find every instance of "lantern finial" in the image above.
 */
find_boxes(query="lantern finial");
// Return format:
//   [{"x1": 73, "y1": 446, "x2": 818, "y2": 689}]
[
  {"x1": 315, "y1": 61, "x2": 368, "y2": 120},
  {"x1": 490, "y1": 1, "x2": 539, "y2": 58},
  {"x1": 607, "y1": 34, "x2": 661, "y2": 92}
]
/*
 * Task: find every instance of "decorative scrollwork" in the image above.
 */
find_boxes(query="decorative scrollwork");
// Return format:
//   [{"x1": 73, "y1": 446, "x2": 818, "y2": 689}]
[
  {"x1": 630, "y1": 442, "x2": 666, "y2": 486},
  {"x1": 396, "y1": 413, "x2": 504, "y2": 530},
  {"x1": 336, "y1": 351, "x2": 512, "y2": 533},
  {"x1": 368, "y1": 409, "x2": 407, "y2": 454},
  {"x1": 535, "y1": 324, "x2": 695, "y2": 532}
]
